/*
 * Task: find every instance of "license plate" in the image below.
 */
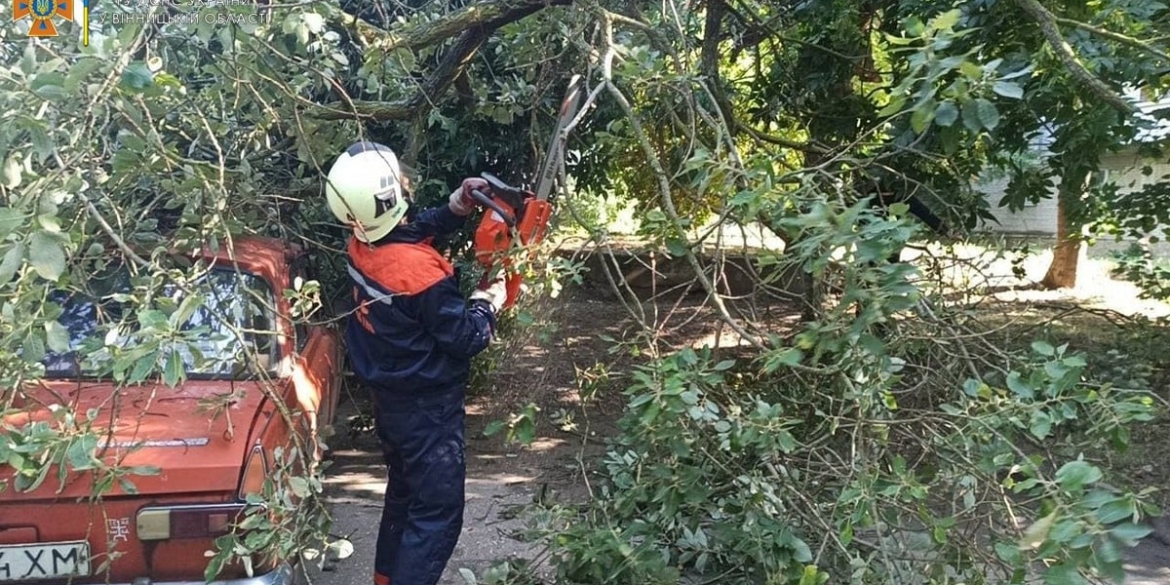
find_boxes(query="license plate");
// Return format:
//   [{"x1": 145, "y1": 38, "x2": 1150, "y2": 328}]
[{"x1": 0, "y1": 542, "x2": 90, "y2": 582}]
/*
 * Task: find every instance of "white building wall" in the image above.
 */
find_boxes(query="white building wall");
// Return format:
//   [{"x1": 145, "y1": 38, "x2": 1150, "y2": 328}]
[{"x1": 977, "y1": 149, "x2": 1169, "y2": 237}]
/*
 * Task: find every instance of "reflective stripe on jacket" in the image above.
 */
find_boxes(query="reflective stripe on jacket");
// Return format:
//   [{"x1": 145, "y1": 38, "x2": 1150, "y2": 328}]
[{"x1": 345, "y1": 206, "x2": 496, "y2": 395}]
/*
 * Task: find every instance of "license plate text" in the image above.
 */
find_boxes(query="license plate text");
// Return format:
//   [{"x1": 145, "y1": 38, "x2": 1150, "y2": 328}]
[{"x1": 0, "y1": 542, "x2": 90, "y2": 582}]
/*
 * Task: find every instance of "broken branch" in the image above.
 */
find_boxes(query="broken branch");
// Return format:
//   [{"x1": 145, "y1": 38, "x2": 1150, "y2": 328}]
[{"x1": 1012, "y1": 0, "x2": 1138, "y2": 116}]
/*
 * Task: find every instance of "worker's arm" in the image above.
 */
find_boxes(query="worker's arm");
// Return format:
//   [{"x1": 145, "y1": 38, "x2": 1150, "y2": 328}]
[
  {"x1": 415, "y1": 276, "x2": 497, "y2": 358},
  {"x1": 398, "y1": 177, "x2": 492, "y2": 240},
  {"x1": 398, "y1": 205, "x2": 464, "y2": 241}
]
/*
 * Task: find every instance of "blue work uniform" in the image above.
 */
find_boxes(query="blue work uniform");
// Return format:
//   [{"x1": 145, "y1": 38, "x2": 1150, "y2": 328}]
[{"x1": 345, "y1": 205, "x2": 496, "y2": 585}]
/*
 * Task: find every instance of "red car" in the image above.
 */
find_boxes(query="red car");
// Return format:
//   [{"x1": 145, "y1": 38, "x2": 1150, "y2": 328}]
[{"x1": 0, "y1": 237, "x2": 343, "y2": 584}]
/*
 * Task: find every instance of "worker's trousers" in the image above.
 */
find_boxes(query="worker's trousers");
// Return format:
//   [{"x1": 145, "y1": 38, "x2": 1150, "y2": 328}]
[{"x1": 371, "y1": 386, "x2": 466, "y2": 585}]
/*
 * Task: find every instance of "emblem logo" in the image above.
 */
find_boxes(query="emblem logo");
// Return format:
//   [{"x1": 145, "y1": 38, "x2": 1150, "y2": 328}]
[{"x1": 12, "y1": 0, "x2": 73, "y2": 38}]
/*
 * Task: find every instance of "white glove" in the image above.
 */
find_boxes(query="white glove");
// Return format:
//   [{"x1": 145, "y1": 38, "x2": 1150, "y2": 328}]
[
  {"x1": 470, "y1": 276, "x2": 508, "y2": 313},
  {"x1": 448, "y1": 177, "x2": 490, "y2": 217}
]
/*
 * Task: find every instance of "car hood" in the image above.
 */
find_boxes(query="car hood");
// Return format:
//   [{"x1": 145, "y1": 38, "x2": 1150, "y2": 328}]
[{"x1": 1, "y1": 379, "x2": 270, "y2": 502}]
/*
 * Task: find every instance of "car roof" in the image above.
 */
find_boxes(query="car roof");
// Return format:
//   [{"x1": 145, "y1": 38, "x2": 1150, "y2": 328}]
[{"x1": 201, "y1": 235, "x2": 303, "y2": 287}]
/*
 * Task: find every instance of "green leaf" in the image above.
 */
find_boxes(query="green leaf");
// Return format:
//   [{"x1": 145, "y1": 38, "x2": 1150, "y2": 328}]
[
  {"x1": 483, "y1": 420, "x2": 506, "y2": 437},
  {"x1": 64, "y1": 57, "x2": 104, "y2": 93},
  {"x1": 879, "y1": 96, "x2": 906, "y2": 117},
  {"x1": 934, "y1": 101, "x2": 959, "y2": 127},
  {"x1": 1006, "y1": 372, "x2": 1035, "y2": 399},
  {"x1": 1020, "y1": 511, "x2": 1056, "y2": 549},
  {"x1": 302, "y1": 12, "x2": 326, "y2": 33},
  {"x1": 960, "y1": 60, "x2": 984, "y2": 80},
  {"x1": 763, "y1": 348, "x2": 803, "y2": 372},
  {"x1": 789, "y1": 536, "x2": 813, "y2": 563},
  {"x1": 1049, "y1": 519, "x2": 1081, "y2": 544},
  {"x1": 66, "y1": 435, "x2": 97, "y2": 471},
  {"x1": 129, "y1": 350, "x2": 159, "y2": 384},
  {"x1": 512, "y1": 416, "x2": 536, "y2": 444},
  {"x1": 27, "y1": 125, "x2": 53, "y2": 163},
  {"x1": 0, "y1": 243, "x2": 25, "y2": 286},
  {"x1": 1029, "y1": 410, "x2": 1052, "y2": 440},
  {"x1": 1095, "y1": 498, "x2": 1135, "y2": 525},
  {"x1": 1032, "y1": 340, "x2": 1056, "y2": 356},
  {"x1": 665, "y1": 238, "x2": 689, "y2": 257},
  {"x1": 1095, "y1": 542, "x2": 1126, "y2": 583},
  {"x1": 162, "y1": 350, "x2": 184, "y2": 388},
  {"x1": 993, "y1": 81, "x2": 1025, "y2": 99},
  {"x1": 1055, "y1": 461, "x2": 1103, "y2": 491},
  {"x1": 0, "y1": 207, "x2": 25, "y2": 238},
  {"x1": 776, "y1": 430, "x2": 797, "y2": 452},
  {"x1": 458, "y1": 567, "x2": 478, "y2": 584},
  {"x1": 1044, "y1": 360, "x2": 1069, "y2": 379},
  {"x1": 798, "y1": 566, "x2": 823, "y2": 585},
  {"x1": 118, "y1": 477, "x2": 139, "y2": 495},
  {"x1": 1, "y1": 157, "x2": 21, "y2": 189},
  {"x1": 1044, "y1": 562, "x2": 1090, "y2": 585},
  {"x1": 137, "y1": 309, "x2": 169, "y2": 330},
  {"x1": 120, "y1": 62, "x2": 154, "y2": 91},
  {"x1": 45, "y1": 320, "x2": 71, "y2": 353},
  {"x1": 994, "y1": 541, "x2": 1022, "y2": 564},
  {"x1": 904, "y1": 16, "x2": 926, "y2": 36},
  {"x1": 204, "y1": 551, "x2": 227, "y2": 583},
  {"x1": 170, "y1": 293, "x2": 204, "y2": 328},
  {"x1": 1110, "y1": 522, "x2": 1152, "y2": 545},
  {"x1": 22, "y1": 334, "x2": 45, "y2": 365},
  {"x1": 28, "y1": 231, "x2": 65, "y2": 281},
  {"x1": 288, "y1": 476, "x2": 311, "y2": 498},
  {"x1": 973, "y1": 98, "x2": 1000, "y2": 130},
  {"x1": 32, "y1": 84, "x2": 65, "y2": 101},
  {"x1": 961, "y1": 99, "x2": 983, "y2": 132},
  {"x1": 910, "y1": 105, "x2": 935, "y2": 133},
  {"x1": 930, "y1": 9, "x2": 960, "y2": 31}
]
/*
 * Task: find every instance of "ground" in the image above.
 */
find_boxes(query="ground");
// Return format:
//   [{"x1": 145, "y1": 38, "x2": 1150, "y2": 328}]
[{"x1": 307, "y1": 239, "x2": 1170, "y2": 585}]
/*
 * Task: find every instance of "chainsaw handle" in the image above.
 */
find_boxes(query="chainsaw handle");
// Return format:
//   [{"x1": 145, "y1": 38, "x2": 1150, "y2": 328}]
[
  {"x1": 470, "y1": 189, "x2": 516, "y2": 227},
  {"x1": 481, "y1": 172, "x2": 530, "y2": 211}
]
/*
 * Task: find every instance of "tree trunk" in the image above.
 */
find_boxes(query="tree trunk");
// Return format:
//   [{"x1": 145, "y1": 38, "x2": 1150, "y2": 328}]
[{"x1": 1040, "y1": 172, "x2": 1090, "y2": 289}]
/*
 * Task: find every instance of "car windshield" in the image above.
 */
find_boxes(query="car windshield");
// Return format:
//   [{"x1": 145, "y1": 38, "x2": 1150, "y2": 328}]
[{"x1": 43, "y1": 267, "x2": 279, "y2": 380}]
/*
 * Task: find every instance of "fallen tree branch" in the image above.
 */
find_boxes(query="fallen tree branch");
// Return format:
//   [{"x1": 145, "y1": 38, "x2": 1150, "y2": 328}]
[
  {"x1": 311, "y1": 0, "x2": 573, "y2": 122},
  {"x1": 1012, "y1": 0, "x2": 1138, "y2": 116},
  {"x1": 595, "y1": 7, "x2": 766, "y2": 350},
  {"x1": 333, "y1": 0, "x2": 575, "y2": 54}
]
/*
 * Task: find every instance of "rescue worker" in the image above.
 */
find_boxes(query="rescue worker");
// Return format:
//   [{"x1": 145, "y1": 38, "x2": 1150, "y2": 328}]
[{"x1": 324, "y1": 141, "x2": 507, "y2": 585}]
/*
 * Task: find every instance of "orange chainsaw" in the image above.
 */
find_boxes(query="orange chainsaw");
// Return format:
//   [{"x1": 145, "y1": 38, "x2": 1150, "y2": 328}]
[{"x1": 469, "y1": 75, "x2": 585, "y2": 309}]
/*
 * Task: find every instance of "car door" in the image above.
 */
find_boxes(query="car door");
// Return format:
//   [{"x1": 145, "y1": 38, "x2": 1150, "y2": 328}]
[{"x1": 287, "y1": 253, "x2": 343, "y2": 455}]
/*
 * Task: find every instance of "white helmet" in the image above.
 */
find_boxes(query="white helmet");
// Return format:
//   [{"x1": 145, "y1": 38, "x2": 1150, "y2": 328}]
[{"x1": 325, "y1": 141, "x2": 409, "y2": 243}]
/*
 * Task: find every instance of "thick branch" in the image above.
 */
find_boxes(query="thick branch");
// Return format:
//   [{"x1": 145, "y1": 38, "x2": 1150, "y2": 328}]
[
  {"x1": 311, "y1": 0, "x2": 570, "y2": 122},
  {"x1": 1053, "y1": 16, "x2": 1170, "y2": 64},
  {"x1": 309, "y1": 100, "x2": 414, "y2": 121},
  {"x1": 701, "y1": 0, "x2": 738, "y2": 136},
  {"x1": 403, "y1": 28, "x2": 491, "y2": 162},
  {"x1": 737, "y1": 122, "x2": 829, "y2": 154},
  {"x1": 1012, "y1": 0, "x2": 1138, "y2": 116},
  {"x1": 370, "y1": 0, "x2": 570, "y2": 53}
]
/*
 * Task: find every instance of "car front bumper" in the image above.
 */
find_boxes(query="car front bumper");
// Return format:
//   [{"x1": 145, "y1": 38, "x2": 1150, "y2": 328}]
[{"x1": 51, "y1": 563, "x2": 295, "y2": 585}]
